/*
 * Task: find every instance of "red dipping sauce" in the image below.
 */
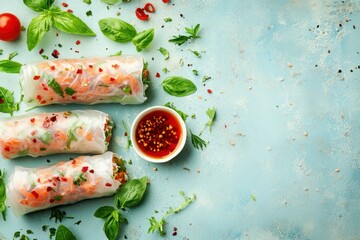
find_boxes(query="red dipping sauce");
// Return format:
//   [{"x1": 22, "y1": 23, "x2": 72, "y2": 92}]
[{"x1": 134, "y1": 109, "x2": 182, "y2": 159}]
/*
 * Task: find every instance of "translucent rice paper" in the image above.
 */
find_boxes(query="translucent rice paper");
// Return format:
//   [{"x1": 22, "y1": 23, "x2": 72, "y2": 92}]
[
  {"x1": 7, "y1": 152, "x2": 126, "y2": 216},
  {"x1": 0, "y1": 110, "x2": 113, "y2": 159},
  {"x1": 20, "y1": 56, "x2": 147, "y2": 106}
]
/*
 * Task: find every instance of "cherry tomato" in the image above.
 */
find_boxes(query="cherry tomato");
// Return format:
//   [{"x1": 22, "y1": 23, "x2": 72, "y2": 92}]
[
  {"x1": 0, "y1": 13, "x2": 21, "y2": 41},
  {"x1": 135, "y1": 8, "x2": 149, "y2": 21},
  {"x1": 144, "y1": 3, "x2": 155, "y2": 13}
]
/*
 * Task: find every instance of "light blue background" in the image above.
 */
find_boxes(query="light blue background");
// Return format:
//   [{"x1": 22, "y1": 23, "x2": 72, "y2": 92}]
[{"x1": 0, "y1": 0, "x2": 360, "y2": 239}]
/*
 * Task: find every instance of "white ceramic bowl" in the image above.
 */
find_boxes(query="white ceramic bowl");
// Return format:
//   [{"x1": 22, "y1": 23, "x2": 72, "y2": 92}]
[{"x1": 130, "y1": 106, "x2": 187, "y2": 163}]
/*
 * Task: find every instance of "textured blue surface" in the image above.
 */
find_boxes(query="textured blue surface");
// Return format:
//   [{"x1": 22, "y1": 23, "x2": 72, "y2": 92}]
[{"x1": 1, "y1": 0, "x2": 360, "y2": 239}]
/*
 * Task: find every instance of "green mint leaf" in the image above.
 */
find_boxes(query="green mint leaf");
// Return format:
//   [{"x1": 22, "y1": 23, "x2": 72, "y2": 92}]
[
  {"x1": 109, "y1": 50, "x2": 122, "y2": 56},
  {"x1": 104, "y1": 215, "x2": 120, "y2": 240},
  {"x1": 132, "y1": 28, "x2": 155, "y2": 52},
  {"x1": 94, "y1": 206, "x2": 115, "y2": 219},
  {"x1": 158, "y1": 47, "x2": 169, "y2": 60},
  {"x1": 55, "y1": 225, "x2": 77, "y2": 240},
  {"x1": 190, "y1": 130, "x2": 207, "y2": 150},
  {"x1": 185, "y1": 24, "x2": 201, "y2": 38},
  {"x1": 48, "y1": 79, "x2": 64, "y2": 98},
  {"x1": 192, "y1": 69, "x2": 198, "y2": 76},
  {"x1": 83, "y1": 0, "x2": 92, "y2": 4},
  {"x1": 40, "y1": 131, "x2": 52, "y2": 145},
  {"x1": 26, "y1": 230, "x2": 34, "y2": 234},
  {"x1": 0, "y1": 86, "x2": 19, "y2": 116},
  {"x1": 169, "y1": 35, "x2": 190, "y2": 46},
  {"x1": 65, "y1": 87, "x2": 76, "y2": 96},
  {"x1": 23, "y1": 0, "x2": 55, "y2": 12},
  {"x1": 51, "y1": 6, "x2": 96, "y2": 36},
  {"x1": 161, "y1": 76, "x2": 197, "y2": 97},
  {"x1": 115, "y1": 176, "x2": 147, "y2": 209},
  {"x1": 86, "y1": 10, "x2": 92, "y2": 16},
  {"x1": 98, "y1": 18, "x2": 136, "y2": 43},
  {"x1": 27, "y1": 12, "x2": 52, "y2": 51},
  {"x1": 164, "y1": 102, "x2": 188, "y2": 121},
  {"x1": 13, "y1": 231, "x2": 21, "y2": 238},
  {"x1": 0, "y1": 60, "x2": 22, "y2": 73}
]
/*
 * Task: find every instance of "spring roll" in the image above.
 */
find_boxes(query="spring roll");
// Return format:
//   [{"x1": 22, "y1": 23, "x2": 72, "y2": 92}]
[
  {"x1": 6, "y1": 152, "x2": 127, "y2": 216},
  {"x1": 0, "y1": 110, "x2": 113, "y2": 159},
  {"x1": 20, "y1": 56, "x2": 148, "y2": 106}
]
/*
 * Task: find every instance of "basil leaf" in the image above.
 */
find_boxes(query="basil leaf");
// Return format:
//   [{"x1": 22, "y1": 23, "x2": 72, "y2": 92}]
[
  {"x1": 51, "y1": 7, "x2": 96, "y2": 36},
  {"x1": 65, "y1": 87, "x2": 76, "y2": 96},
  {"x1": 0, "y1": 169, "x2": 6, "y2": 221},
  {"x1": 104, "y1": 215, "x2": 119, "y2": 240},
  {"x1": 161, "y1": 76, "x2": 197, "y2": 97},
  {"x1": 23, "y1": 0, "x2": 54, "y2": 12},
  {"x1": 101, "y1": 0, "x2": 122, "y2": 4},
  {"x1": 48, "y1": 79, "x2": 64, "y2": 98},
  {"x1": 115, "y1": 176, "x2": 147, "y2": 209},
  {"x1": 27, "y1": 13, "x2": 52, "y2": 51},
  {"x1": 0, "y1": 86, "x2": 19, "y2": 116},
  {"x1": 94, "y1": 206, "x2": 115, "y2": 219},
  {"x1": 0, "y1": 60, "x2": 22, "y2": 73},
  {"x1": 98, "y1": 18, "x2": 137, "y2": 43},
  {"x1": 132, "y1": 28, "x2": 154, "y2": 52},
  {"x1": 55, "y1": 225, "x2": 76, "y2": 240},
  {"x1": 158, "y1": 47, "x2": 169, "y2": 60}
]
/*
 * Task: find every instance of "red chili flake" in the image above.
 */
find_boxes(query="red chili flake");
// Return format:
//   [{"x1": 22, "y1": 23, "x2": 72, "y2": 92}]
[
  {"x1": 54, "y1": 176, "x2": 60, "y2": 182},
  {"x1": 89, "y1": 169, "x2": 94, "y2": 174},
  {"x1": 31, "y1": 131, "x2": 36, "y2": 136},
  {"x1": 30, "y1": 118, "x2": 35, "y2": 123},
  {"x1": 72, "y1": 160, "x2": 77, "y2": 164},
  {"x1": 81, "y1": 166, "x2": 89, "y2": 172},
  {"x1": 105, "y1": 183, "x2": 112, "y2": 187},
  {"x1": 67, "y1": 9, "x2": 73, "y2": 13},
  {"x1": 46, "y1": 187, "x2": 53, "y2": 192},
  {"x1": 99, "y1": 68, "x2": 103, "y2": 72},
  {"x1": 135, "y1": 8, "x2": 149, "y2": 21},
  {"x1": 31, "y1": 191, "x2": 39, "y2": 199},
  {"x1": 33, "y1": 75, "x2": 41, "y2": 80},
  {"x1": 112, "y1": 64, "x2": 119, "y2": 69},
  {"x1": 62, "y1": 2, "x2": 68, "y2": 7},
  {"x1": 39, "y1": 48, "x2": 44, "y2": 54},
  {"x1": 155, "y1": 72, "x2": 160, "y2": 78},
  {"x1": 172, "y1": 232, "x2": 177, "y2": 236},
  {"x1": 43, "y1": 118, "x2": 50, "y2": 128},
  {"x1": 76, "y1": 69, "x2": 82, "y2": 74},
  {"x1": 37, "y1": 178, "x2": 41, "y2": 183},
  {"x1": 4, "y1": 147, "x2": 10, "y2": 152},
  {"x1": 88, "y1": 64, "x2": 93, "y2": 68},
  {"x1": 0, "y1": 98, "x2": 3, "y2": 104},
  {"x1": 110, "y1": 77, "x2": 115, "y2": 82},
  {"x1": 50, "y1": 199, "x2": 55, "y2": 203},
  {"x1": 32, "y1": 139, "x2": 37, "y2": 143},
  {"x1": 36, "y1": 95, "x2": 42, "y2": 101},
  {"x1": 61, "y1": 177, "x2": 68, "y2": 182},
  {"x1": 40, "y1": 100, "x2": 46, "y2": 104},
  {"x1": 144, "y1": 3, "x2": 155, "y2": 13},
  {"x1": 52, "y1": 49, "x2": 60, "y2": 58},
  {"x1": 50, "y1": 66, "x2": 56, "y2": 71},
  {"x1": 207, "y1": 89, "x2": 213, "y2": 94},
  {"x1": 76, "y1": 40, "x2": 81, "y2": 45},
  {"x1": 52, "y1": 182, "x2": 56, "y2": 187},
  {"x1": 71, "y1": 96, "x2": 77, "y2": 100},
  {"x1": 50, "y1": 115, "x2": 57, "y2": 122}
]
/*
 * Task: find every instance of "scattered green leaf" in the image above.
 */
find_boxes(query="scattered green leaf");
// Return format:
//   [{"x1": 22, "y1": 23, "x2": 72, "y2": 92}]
[
  {"x1": 0, "y1": 169, "x2": 6, "y2": 221},
  {"x1": 0, "y1": 60, "x2": 22, "y2": 73},
  {"x1": 205, "y1": 107, "x2": 216, "y2": 132},
  {"x1": 7, "y1": 51, "x2": 18, "y2": 60},
  {"x1": 161, "y1": 76, "x2": 197, "y2": 97},
  {"x1": 164, "y1": 17, "x2": 172, "y2": 22},
  {"x1": 55, "y1": 225, "x2": 77, "y2": 240},
  {"x1": 132, "y1": 28, "x2": 155, "y2": 52},
  {"x1": 115, "y1": 176, "x2": 147, "y2": 209},
  {"x1": 190, "y1": 50, "x2": 201, "y2": 58},
  {"x1": 98, "y1": 18, "x2": 137, "y2": 43},
  {"x1": 169, "y1": 24, "x2": 201, "y2": 46},
  {"x1": 190, "y1": 130, "x2": 207, "y2": 150},
  {"x1": 0, "y1": 86, "x2": 21, "y2": 116},
  {"x1": 158, "y1": 47, "x2": 169, "y2": 60},
  {"x1": 164, "y1": 102, "x2": 188, "y2": 121},
  {"x1": 86, "y1": 10, "x2": 92, "y2": 16},
  {"x1": 49, "y1": 208, "x2": 74, "y2": 223}
]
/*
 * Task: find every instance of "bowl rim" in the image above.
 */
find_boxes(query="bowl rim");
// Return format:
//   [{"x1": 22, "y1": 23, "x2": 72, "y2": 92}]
[{"x1": 130, "y1": 105, "x2": 187, "y2": 163}]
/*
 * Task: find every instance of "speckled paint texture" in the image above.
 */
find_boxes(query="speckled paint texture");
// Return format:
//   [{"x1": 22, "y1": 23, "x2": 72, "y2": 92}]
[{"x1": 0, "y1": 0, "x2": 359, "y2": 239}]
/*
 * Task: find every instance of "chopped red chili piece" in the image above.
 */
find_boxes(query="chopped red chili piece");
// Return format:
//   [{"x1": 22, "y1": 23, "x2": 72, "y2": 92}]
[
  {"x1": 112, "y1": 64, "x2": 119, "y2": 69},
  {"x1": 50, "y1": 115, "x2": 57, "y2": 122},
  {"x1": 76, "y1": 40, "x2": 81, "y2": 45},
  {"x1": 61, "y1": 177, "x2": 68, "y2": 182},
  {"x1": 50, "y1": 199, "x2": 55, "y2": 203},
  {"x1": 54, "y1": 176, "x2": 60, "y2": 181},
  {"x1": 46, "y1": 187, "x2": 53, "y2": 192},
  {"x1": 31, "y1": 191, "x2": 39, "y2": 199},
  {"x1": 144, "y1": 3, "x2": 155, "y2": 13},
  {"x1": 99, "y1": 68, "x2": 103, "y2": 72},
  {"x1": 4, "y1": 147, "x2": 10, "y2": 152},
  {"x1": 88, "y1": 64, "x2": 93, "y2": 68},
  {"x1": 155, "y1": 72, "x2": 160, "y2": 78},
  {"x1": 76, "y1": 69, "x2": 83, "y2": 74},
  {"x1": 41, "y1": 100, "x2": 46, "y2": 104},
  {"x1": 67, "y1": 9, "x2": 73, "y2": 13},
  {"x1": 105, "y1": 183, "x2": 112, "y2": 187},
  {"x1": 62, "y1": 2, "x2": 68, "y2": 7},
  {"x1": 39, "y1": 48, "x2": 44, "y2": 54},
  {"x1": 72, "y1": 160, "x2": 77, "y2": 164},
  {"x1": 52, "y1": 49, "x2": 60, "y2": 58},
  {"x1": 32, "y1": 139, "x2": 37, "y2": 143},
  {"x1": 30, "y1": 118, "x2": 35, "y2": 123},
  {"x1": 33, "y1": 75, "x2": 41, "y2": 80},
  {"x1": 207, "y1": 89, "x2": 213, "y2": 94},
  {"x1": 89, "y1": 169, "x2": 94, "y2": 174},
  {"x1": 43, "y1": 118, "x2": 51, "y2": 128},
  {"x1": 36, "y1": 95, "x2": 42, "y2": 100},
  {"x1": 82, "y1": 166, "x2": 89, "y2": 172},
  {"x1": 52, "y1": 183, "x2": 56, "y2": 187},
  {"x1": 110, "y1": 77, "x2": 115, "y2": 82},
  {"x1": 162, "y1": 0, "x2": 170, "y2": 3},
  {"x1": 71, "y1": 96, "x2": 77, "y2": 100},
  {"x1": 37, "y1": 178, "x2": 41, "y2": 183},
  {"x1": 135, "y1": 8, "x2": 149, "y2": 21},
  {"x1": 50, "y1": 66, "x2": 56, "y2": 70}
]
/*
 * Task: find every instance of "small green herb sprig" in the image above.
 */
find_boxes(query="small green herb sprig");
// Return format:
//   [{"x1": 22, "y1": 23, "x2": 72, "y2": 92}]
[
  {"x1": 94, "y1": 176, "x2": 148, "y2": 240},
  {"x1": 49, "y1": 208, "x2": 74, "y2": 223},
  {"x1": 190, "y1": 130, "x2": 207, "y2": 150},
  {"x1": 0, "y1": 169, "x2": 6, "y2": 221},
  {"x1": 169, "y1": 24, "x2": 201, "y2": 46},
  {"x1": 148, "y1": 191, "x2": 196, "y2": 236}
]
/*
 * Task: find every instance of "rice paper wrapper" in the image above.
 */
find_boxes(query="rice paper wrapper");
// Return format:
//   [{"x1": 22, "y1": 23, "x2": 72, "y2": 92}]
[
  {"x1": 6, "y1": 152, "x2": 127, "y2": 216},
  {"x1": 0, "y1": 110, "x2": 113, "y2": 159},
  {"x1": 20, "y1": 56, "x2": 147, "y2": 106}
]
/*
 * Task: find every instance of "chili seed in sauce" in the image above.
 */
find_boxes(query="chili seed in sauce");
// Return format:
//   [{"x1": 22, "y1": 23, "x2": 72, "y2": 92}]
[{"x1": 135, "y1": 110, "x2": 181, "y2": 159}]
